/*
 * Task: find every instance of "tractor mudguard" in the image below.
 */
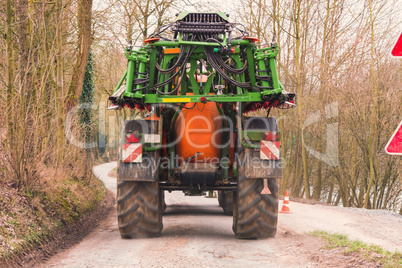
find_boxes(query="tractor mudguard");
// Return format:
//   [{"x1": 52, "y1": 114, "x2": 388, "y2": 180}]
[
  {"x1": 240, "y1": 117, "x2": 283, "y2": 179},
  {"x1": 118, "y1": 119, "x2": 160, "y2": 182}
]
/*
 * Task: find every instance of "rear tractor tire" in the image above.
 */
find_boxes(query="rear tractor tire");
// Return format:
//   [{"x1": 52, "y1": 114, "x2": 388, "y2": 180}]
[
  {"x1": 233, "y1": 117, "x2": 280, "y2": 239},
  {"x1": 218, "y1": 191, "x2": 234, "y2": 215},
  {"x1": 233, "y1": 171, "x2": 279, "y2": 239},
  {"x1": 117, "y1": 177, "x2": 163, "y2": 238}
]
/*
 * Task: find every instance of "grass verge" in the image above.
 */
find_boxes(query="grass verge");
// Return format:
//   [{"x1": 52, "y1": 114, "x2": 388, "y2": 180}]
[{"x1": 310, "y1": 230, "x2": 402, "y2": 267}]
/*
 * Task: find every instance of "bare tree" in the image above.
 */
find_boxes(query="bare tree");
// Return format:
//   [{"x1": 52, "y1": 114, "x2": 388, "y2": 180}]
[
  {"x1": 6, "y1": 0, "x2": 14, "y2": 148},
  {"x1": 66, "y1": 0, "x2": 94, "y2": 113}
]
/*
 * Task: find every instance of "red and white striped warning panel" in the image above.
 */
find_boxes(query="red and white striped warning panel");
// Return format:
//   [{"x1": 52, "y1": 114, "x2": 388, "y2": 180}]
[
  {"x1": 122, "y1": 143, "x2": 142, "y2": 163},
  {"x1": 260, "y1": 140, "x2": 280, "y2": 160}
]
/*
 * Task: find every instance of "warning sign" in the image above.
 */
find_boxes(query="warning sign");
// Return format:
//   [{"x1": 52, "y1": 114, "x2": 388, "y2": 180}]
[
  {"x1": 391, "y1": 33, "x2": 402, "y2": 57},
  {"x1": 385, "y1": 121, "x2": 402, "y2": 155}
]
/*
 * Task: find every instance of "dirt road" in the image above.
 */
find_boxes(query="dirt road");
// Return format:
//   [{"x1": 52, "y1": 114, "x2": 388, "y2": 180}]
[{"x1": 42, "y1": 162, "x2": 401, "y2": 267}]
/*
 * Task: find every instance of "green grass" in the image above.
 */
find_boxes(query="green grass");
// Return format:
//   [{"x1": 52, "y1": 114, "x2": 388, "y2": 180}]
[{"x1": 310, "y1": 230, "x2": 402, "y2": 267}]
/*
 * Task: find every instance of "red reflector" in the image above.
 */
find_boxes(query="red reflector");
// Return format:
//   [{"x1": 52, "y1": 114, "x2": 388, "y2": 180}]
[
  {"x1": 201, "y1": 97, "x2": 206, "y2": 102},
  {"x1": 144, "y1": 37, "x2": 160, "y2": 43},
  {"x1": 231, "y1": 46, "x2": 236, "y2": 54},
  {"x1": 263, "y1": 131, "x2": 279, "y2": 141},
  {"x1": 243, "y1": 36, "x2": 259, "y2": 42},
  {"x1": 125, "y1": 133, "x2": 141, "y2": 143}
]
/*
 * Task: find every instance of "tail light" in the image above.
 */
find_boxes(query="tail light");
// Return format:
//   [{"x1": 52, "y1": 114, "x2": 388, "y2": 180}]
[
  {"x1": 262, "y1": 131, "x2": 279, "y2": 141},
  {"x1": 125, "y1": 133, "x2": 141, "y2": 143}
]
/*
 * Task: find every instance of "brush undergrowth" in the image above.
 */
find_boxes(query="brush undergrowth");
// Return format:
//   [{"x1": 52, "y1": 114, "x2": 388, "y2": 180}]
[{"x1": 0, "y1": 172, "x2": 106, "y2": 262}]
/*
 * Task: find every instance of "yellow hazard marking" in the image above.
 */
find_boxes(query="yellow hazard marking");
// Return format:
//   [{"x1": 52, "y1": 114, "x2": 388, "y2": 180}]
[
  {"x1": 164, "y1": 48, "x2": 181, "y2": 54},
  {"x1": 162, "y1": 98, "x2": 191, "y2": 103}
]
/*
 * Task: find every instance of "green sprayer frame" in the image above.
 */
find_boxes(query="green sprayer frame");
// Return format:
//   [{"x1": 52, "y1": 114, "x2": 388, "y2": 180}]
[
  {"x1": 112, "y1": 42, "x2": 284, "y2": 104},
  {"x1": 109, "y1": 13, "x2": 292, "y2": 108}
]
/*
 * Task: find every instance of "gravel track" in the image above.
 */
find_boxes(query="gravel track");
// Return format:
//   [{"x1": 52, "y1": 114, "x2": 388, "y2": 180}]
[{"x1": 41, "y1": 162, "x2": 402, "y2": 267}]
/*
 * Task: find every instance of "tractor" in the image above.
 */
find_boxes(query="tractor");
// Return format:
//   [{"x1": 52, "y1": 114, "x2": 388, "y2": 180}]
[{"x1": 109, "y1": 12, "x2": 295, "y2": 239}]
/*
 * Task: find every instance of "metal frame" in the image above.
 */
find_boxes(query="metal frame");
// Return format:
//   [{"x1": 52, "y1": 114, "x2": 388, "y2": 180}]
[{"x1": 112, "y1": 41, "x2": 284, "y2": 104}]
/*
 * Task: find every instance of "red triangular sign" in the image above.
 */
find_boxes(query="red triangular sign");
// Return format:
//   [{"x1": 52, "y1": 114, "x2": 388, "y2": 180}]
[
  {"x1": 385, "y1": 121, "x2": 402, "y2": 155},
  {"x1": 391, "y1": 33, "x2": 402, "y2": 57}
]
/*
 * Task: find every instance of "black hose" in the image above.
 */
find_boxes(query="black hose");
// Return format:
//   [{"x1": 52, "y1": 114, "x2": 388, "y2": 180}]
[
  {"x1": 205, "y1": 46, "x2": 250, "y2": 88},
  {"x1": 205, "y1": 38, "x2": 225, "y2": 48},
  {"x1": 154, "y1": 62, "x2": 186, "y2": 95},
  {"x1": 155, "y1": 47, "x2": 186, "y2": 73},
  {"x1": 150, "y1": 22, "x2": 175, "y2": 40},
  {"x1": 153, "y1": 46, "x2": 195, "y2": 88},
  {"x1": 204, "y1": 36, "x2": 248, "y2": 75},
  {"x1": 153, "y1": 46, "x2": 197, "y2": 94},
  {"x1": 155, "y1": 34, "x2": 192, "y2": 74},
  {"x1": 255, "y1": 81, "x2": 272, "y2": 89},
  {"x1": 215, "y1": 56, "x2": 248, "y2": 74}
]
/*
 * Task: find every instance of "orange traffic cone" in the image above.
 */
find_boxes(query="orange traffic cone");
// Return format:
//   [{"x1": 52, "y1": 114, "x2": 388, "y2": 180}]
[{"x1": 280, "y1": 190, "x2": 292, "y2": 214}]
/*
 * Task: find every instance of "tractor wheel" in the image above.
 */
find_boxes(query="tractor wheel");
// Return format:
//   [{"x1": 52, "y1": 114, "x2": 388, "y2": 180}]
[
  {"x1": 117, "y1": 177, "x2": 163, "y2": 238},
  {"x1": 160, "y1": 189, "x2": 167, "y2": 212},
  {"x1": 218, "y1": 191, "x2": 234, "y2": 215},
  {"x1": 233, "y1": 151, "x2": 279, "y2": 239}
]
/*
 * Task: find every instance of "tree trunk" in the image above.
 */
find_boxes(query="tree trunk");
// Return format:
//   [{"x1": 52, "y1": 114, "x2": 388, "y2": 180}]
[
  {"x1": 56, "y1": 0, "x2": 65, "y2": 163},
  {"x1": 17, "y1": 0, "x2": 33, "y2": 109},
  {"x1": 6, "y1": 0, "x2": 14, "y2": 147},
  {"x1": 294, "y1": 0, "x2": 310, "y2": 199},
  {"x1": 66, "y1": 0, "x2": 93, "y2": 113},
  {"x1": 364, "y1": 0, "x2": 378, "y2": 209},
  {"x1": 313, "y1": 0, "x2": 332, "y2": 201}
]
